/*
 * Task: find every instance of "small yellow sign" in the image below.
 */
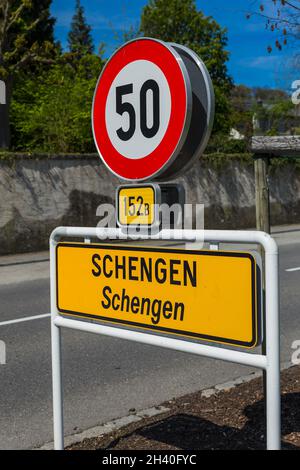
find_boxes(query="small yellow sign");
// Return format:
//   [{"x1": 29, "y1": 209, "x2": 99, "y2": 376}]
[
  {"x1": 117, "y1": 186, "x2": 157, "y2": 227},
  {"x1": 56, "y1": 244, "x2": 260, "y2": 349}
]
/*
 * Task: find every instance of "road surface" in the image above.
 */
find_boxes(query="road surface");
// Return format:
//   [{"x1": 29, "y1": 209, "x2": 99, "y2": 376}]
[{"x1": 0, "y1": 225, "x2": 299, "y2": 449}]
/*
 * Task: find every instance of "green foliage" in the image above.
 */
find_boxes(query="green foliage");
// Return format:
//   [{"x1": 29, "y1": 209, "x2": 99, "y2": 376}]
[
  {"x1": 68, "y1": 0, "x2": 94, "y2": 59},
  {"x1": 23, "y1": 0, "x2": 56, "y2": 46},
  {"x1": 140, "y1": 0, "x2": 233, "y2": 135},
  {"x1": 6, "y1": 0, "x2": 296, "y2": 155},
  {"x1": 253, "y1": 99, "x2": 295, "y2": 135},
  {"x1": 212, "y1": 87, "x2": 233, "y2": 135},
  {"x1": 267, "y1": 100, "x2": 295, "y2": 133},
  {"x1": 230, "y1": 85, "x2": 254, "y2": 137},
  {"x1": 205, "y1": 134, "x2": 248, "y2": 155},
  {"x1": 201, "y1": 152, "x2": 253, "y2": 170},
  {"x1": 0, "y1": 0, "x2": 57, "y2": 148},
  {"x1": 10, "y1": 54, "x2": 104, "y2": 152},
  {"x1": 6, "y1": 0, "x2": 103, "y2": 153},
  {"x1": 230, "y1": 84, "x2": 296, "y2": 137},
  {"x1": 0, "y1": 0, "x2": 56, "y2": 80}
]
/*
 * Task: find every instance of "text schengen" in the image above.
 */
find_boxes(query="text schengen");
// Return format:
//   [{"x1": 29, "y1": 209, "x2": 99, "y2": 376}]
[{"x1": 91, "y1": 253, "x2": 197, "y2": 326}]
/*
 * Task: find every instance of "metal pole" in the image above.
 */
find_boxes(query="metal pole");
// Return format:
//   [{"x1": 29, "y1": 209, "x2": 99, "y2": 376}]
[
  {"x1": 265, "y1": 249, "x2": 281, "y2": 450},
  {"x1": 254, "y1": 155, "x2": 271, "y2": 234},
  {"x1": 50, "y1": 236, "x2": 64, "y2": 450},
  {"x1": 54, "y1": 316, "x2": 267, "y2": 370}
]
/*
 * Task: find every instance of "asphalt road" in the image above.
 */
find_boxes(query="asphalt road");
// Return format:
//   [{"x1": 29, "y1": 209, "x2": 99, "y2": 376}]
[{"x1": 0, "y1": 226, "x2": 299, "y2": 449}]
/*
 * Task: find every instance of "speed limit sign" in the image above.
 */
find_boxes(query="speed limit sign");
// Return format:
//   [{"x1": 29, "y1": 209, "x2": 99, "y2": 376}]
[{"x1": 92, "y1": 38, "x2": 214, "y2": 181}]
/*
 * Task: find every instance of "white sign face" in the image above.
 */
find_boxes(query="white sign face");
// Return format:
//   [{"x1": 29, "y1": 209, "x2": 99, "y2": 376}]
[
  {"x1": 0, "y1": 80, "x2": 6, "y2": 105},
  {"x1": 105, "y1": 60, "x2": 172, "y2": 159}
]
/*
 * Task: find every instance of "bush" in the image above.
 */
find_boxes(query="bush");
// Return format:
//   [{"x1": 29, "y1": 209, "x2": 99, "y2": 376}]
[
  {"x1": 205, "y1": 134, "x2": 248, "y2": 154},
  {"x1": 10, "y1": 55, "x2": 103, "y2": 153}
]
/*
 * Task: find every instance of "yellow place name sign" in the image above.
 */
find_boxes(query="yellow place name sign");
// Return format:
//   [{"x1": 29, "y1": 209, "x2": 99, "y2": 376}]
[
  {"x1": 117, "y1": 185, "x2": 158, "y2": 227},
  {"x1": 56, "y1": 244, "x2": 261, "y2": 349}
]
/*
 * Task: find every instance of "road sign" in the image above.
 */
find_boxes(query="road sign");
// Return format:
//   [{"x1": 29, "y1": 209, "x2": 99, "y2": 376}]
[
  {"x1": 56, "y1": 243, "x2": 261, "y2": 348},
  {"x1": 51, "y1": 228, "x2": 281, "y2": 450},
  {"x1": 116, "y1": 183, "x2": 185, "y2": 229},
  {"x1": 117, "y1": 184, "x2": 160, "y2": 228},
  {"x1": 0, "y1": 80, "x2": 5, "y2": 105},
  {"x1": 92, "y1": 38, "x2": 214, "y2": 181}
]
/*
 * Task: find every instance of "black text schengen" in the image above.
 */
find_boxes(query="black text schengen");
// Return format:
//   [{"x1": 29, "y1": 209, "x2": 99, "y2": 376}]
[{"x1": 91, "y1": 253, "x2": 197, "y2": 326}]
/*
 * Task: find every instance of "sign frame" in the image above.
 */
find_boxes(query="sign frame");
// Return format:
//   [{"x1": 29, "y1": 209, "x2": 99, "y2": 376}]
[
  {"x1": 50, "y1": 227, "x2": 280, "y2": 450},
  {"x1": 166, "y1": 43, "x2": 214, "y2": 178}
]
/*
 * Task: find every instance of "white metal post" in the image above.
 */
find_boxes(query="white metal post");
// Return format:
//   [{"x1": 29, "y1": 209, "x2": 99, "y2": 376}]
[
  {"x1": 50, "y1": 234, "x2": 64, "y2": 450},
  {"x1": 265, "y1": 249, "x2": 281, "y2": 450},
  {"x1": 50, "y1": 227, "x2": 281, "y2": 451}
]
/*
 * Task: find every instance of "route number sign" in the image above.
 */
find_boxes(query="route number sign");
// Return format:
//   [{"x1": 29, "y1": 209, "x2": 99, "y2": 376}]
[
  {"x1": 117, "y1": 185, "x2": 160, "y2": 228},
  {"x1": 92, "y1": 38, "x2": 214, "y2": 181}
]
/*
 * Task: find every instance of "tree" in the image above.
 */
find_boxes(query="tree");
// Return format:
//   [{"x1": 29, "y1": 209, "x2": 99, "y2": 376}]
[
  {"x1": 230, "y1": 84, "x2": 294, "y2": 137},
  {"x1": 230, "y1": 85, "x2": 254, "y2": 137},
  {"x1": 10, "y1": 54, "x2": 104, "y2": 152},
  {"x1": 246, "y1": 0, "x2": 300, "y2": 52},
  {"x1": 68, "y1": 0, "x2": 94, "y2": 60},
  {"x1": 139, "y1": 0, "x2": 233, "y2": 135},
  {"x1": 0, "y1": 0, "x2": 56, "y2": 149}
]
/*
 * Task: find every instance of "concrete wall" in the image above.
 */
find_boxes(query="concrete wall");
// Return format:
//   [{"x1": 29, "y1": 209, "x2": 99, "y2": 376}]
[{"x1": 0, "y1": 154, "x2": 300, "y2": 255}]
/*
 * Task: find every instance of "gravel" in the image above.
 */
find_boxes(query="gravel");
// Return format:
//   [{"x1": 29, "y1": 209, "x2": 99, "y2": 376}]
[{"x1": 68, "y1": 365, "x2": 300, "y2": 451}]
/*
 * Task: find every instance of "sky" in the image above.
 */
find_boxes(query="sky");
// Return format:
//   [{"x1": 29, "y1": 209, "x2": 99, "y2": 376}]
[{"x1": 51, "y1": 0, "x2": 298, "y2": 90}]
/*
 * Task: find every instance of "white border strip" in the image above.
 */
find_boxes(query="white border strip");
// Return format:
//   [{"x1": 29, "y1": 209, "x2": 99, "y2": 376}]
[{"x1": 0, "y1": 313, "x2": 50, "y2": 327}]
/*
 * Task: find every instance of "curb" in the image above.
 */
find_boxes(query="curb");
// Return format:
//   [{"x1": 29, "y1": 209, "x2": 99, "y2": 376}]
[
  {"x1": 38, "y1": 406, "x2": 170, "y2": 450},
  {"x1": 201, "y1": 360, "x2": 294, "y2": 398},
  {"x1": 38, "y1": 361, "x2": 295, "y2": 450}
]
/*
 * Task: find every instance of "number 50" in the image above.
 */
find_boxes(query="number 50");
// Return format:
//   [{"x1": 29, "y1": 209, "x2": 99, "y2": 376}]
[{"x1": 116, "y1": 80, "x2": 160, "y2": 141}]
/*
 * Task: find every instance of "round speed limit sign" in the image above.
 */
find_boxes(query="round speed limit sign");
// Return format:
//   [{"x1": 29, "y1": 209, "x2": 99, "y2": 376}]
[{"x1": 92, "y1": 38, "x2": 214, "y2": 181}]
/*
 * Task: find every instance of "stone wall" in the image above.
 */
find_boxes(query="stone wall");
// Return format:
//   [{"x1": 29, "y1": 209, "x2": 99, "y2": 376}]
[{"x1": 0, "y1": 154, "x2": 299, "y2": 255}]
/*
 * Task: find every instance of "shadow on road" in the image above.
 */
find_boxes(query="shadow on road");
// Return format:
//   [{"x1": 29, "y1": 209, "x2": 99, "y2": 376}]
[{"x1": 105, "y1": 392, "x2": 300, "y2": 450}]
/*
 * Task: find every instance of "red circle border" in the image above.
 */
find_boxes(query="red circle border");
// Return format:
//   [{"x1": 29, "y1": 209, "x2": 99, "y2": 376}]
[{"x1": 92, "y1": 39, "x2": 188, "y2": 180}]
